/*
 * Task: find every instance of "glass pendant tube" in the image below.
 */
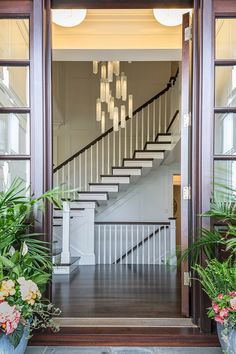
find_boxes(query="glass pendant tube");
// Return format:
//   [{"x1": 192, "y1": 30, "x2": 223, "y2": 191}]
[
  {"x1": 121, "y1": 105, "x2": 126, "y2": 128},
  {"x1": 108, "y1": 61, "x2": 113, "y2": 82},
  {"x1": 116, "y1": 76, "x2": 121, "y2": 99},
  {"x1": 100, "y1": 80, "x2": 106, "y2": 102},
  {"x1": 128, "y1": 94, "x2": 133, "y2": 118},
  {"x1": 109, "y1": 97, "x2": 115, "y2": 119},
  {"x1": 93, "y1": 61, "x2": 98, "y2": 74},
  {"x1": 96, "y1": 98, "x2": 102, "y2": 121},
  {"x1": 121, "y1": 75, "x2": 127, "y2": 101},
  {"x1": 101, "y1": 62, "x2": 106, "y2": 80},
  {"x1": 113, "y1": 61, "x2": 120, "y2": 76},
  {"x1": 101, "y1": 111, "x2": 105, "y2": 133},
  {"x1": 113, "y1": 107, "x2": 119, "y2": 131}
]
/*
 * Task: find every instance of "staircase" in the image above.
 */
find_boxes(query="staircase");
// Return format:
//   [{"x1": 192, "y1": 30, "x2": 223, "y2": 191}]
[{"x1": 53, "y1": 69, "x2": 181, "y2": 272}]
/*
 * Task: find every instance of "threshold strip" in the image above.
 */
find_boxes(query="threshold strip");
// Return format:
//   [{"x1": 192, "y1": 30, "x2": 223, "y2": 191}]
[{"x1": 55, "y1": 317, "x2": 196, "y2": 328}]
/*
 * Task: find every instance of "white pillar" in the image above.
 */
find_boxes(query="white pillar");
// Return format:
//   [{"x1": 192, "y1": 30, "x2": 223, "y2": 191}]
[
  {"x1": 61, "y1": 201, "x2": 71, "y2": 264},
  {"x1": 168, "y1": 217, "x2": 177, "y2": 265}
]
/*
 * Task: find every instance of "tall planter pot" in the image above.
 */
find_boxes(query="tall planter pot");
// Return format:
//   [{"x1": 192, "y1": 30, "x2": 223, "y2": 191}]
[
  {"x1": 217, "y1": 323, "x2": 236, "y2": 354},
  {"x1": 0, "y1": 327, "x2": 29, "y2": 354}
]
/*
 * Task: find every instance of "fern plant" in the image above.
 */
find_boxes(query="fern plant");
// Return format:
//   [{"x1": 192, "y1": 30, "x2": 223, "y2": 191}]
[{"x1": 0, "y1": 178, "x2": 62, "y2": 286}]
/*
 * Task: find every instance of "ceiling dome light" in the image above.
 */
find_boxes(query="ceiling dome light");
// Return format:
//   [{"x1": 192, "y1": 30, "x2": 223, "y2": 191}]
[
  {"x1": 153, "y1": 9, "x2": 190, "y2": 27},
  {"x1": 52, "y1": 9, "x2": 87, "y2": 27}
]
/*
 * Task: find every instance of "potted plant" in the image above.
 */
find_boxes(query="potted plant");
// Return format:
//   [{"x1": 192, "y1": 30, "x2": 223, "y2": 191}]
[
  {"x1": 182, "y1": 183, "x2": 236, "y2": 354},
  {"x1": 0, "y1": 179, "x2": 61, "y2": 353}
]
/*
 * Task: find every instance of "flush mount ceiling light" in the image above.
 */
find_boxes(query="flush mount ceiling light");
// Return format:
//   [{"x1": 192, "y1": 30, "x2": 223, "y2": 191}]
[
  {"x1": 153, "y1": 9, "x2": 190, "y2": 27},
  {"x1": 52, "y1": 9, "x2": 87, "y2": 27}
]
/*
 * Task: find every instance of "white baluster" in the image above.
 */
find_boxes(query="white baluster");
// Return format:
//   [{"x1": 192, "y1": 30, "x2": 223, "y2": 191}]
[
  {"x1": 62, "y1": 166, "x2": 65, "y2": 198},
  {"x1": 159, "y1": 97, "x2": 161, "y2": 133},
  {"x1": 126, "y1": 225, "x2": 128, "y2": 265},
  {"x1": 147, "y1": 105, "x2": 150, "y2": 141},
  {"x1": 114, "y1": 224, "x2": 117, "y2": 264},
  {"x1": 98, "y1": 224, "x2": 101, "y2": 264},
  {"x1": 120, "y1": 225, "x2": 123, "y2": 265},
  {"x1": 130, "y1": 117, "x2": 133, "y2": 158},
  {"x1": 61, "y1": 201, "x2": 70, "y2": 264},
  {"x1": 142, "y1": 225, "x2": 145, "y2": 264},
  {"x1": 73, "y1": 158, "x2": 76, "y2": 200},
  {"x1": 164, "y1": 225, "x2": 167, "y2": 264},
  {"x1": 109, "y1": 224, "x2": 112, "y2": 264},
  {"x1": 113, "y1": 131, "x2": 116, "y2": 166},
  {"x1": 152, "y1": 101, "x2": 156, "y2": 141},
  {"x1": 136, "y1": 113, "x2": 139, "y2": 150},
  {"x1": 85, "y1": 150, "x2": 87, "y2": 191},
  {"x1": 107, "y1": 134, "x2": 110, "y2": 174},
  {"x1": 67, "y1": 163, "x2": 70, "y2": 199},
  {"x1": 79, "y1": 154, "x2": 82, "y2": 190},
  {"x1": 104, "y1": 225, "x2": 106, "y2": 264},
  {"x1": 136, "y1": 225, "x2": 139, "y2": 264},
  {"x1": 102, "y1": 138, "x2": 104, "y2": 175},
  {"x1": 158, "y1": 226, "x2": 161, "y2": 264},
  {"x1": 147, "y1": 225, "x2": 150, "y2": 264},
  {"x1": 131, "y1": 224, "x2": 134, "y2": 265},
  {"x1": 124, "y1": 123, "x2": 127, "y2": 159},
  {"x1": 153, "y1": 225, "x2": 155, "y2": 264},
  {"x1": 96, "y1": 141, "x2": 99, "y2": 183},
  {"x1": 141, "y1": 109, "x2": 144, "y2": 149},
  {"x1": 90, "y1": 145, "x2": 93, "y2": 183},
  {"x1": 164, "y1": 92, "x2": 167, "y2": 133},
  {"x1": 118, "y1": 129, "x2": 121, "y2": 166}
]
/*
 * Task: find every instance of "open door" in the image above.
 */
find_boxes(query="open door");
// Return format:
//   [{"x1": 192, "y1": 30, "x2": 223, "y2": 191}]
[{"x1": 181, "y1": 12, "x2": 192, "y2": 317}]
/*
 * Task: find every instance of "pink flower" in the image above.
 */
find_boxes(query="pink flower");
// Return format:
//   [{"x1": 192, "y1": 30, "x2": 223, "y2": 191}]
[
  {"x1": 229, "y1": 291, "x2": 236, "y2": 297},
  {"x1": 219, "y1": 308, "x2": 229, "y2": 318},
  {"x1": 230, "y1": 297, "x2": 236, "y2": 310},
  {"x1": 212, "y1": 302, "x2": 220, "y2": 313},
  {"x1": 0, "y1": 302, "x2": 21, "y2": 335},
  {"x1": 215, "y1": 315, "x2": 225, "y2": 325},
  {"x1": 218, "y1": 294, "x2": 224, "y2": 300}
]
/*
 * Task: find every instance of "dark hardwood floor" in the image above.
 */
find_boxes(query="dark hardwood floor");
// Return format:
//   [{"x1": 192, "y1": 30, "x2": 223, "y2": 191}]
[{"x1": 52, "y1": 264, "x2": 182, "y2": 318}]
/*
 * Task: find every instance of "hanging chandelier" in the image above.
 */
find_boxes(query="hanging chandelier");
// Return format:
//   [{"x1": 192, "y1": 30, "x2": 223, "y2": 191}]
[{"x1": 93, "y1": 61, "x2": 133, "y2": 133}]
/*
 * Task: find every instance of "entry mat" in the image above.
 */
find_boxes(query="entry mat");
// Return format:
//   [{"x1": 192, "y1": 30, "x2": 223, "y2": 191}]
[{"x1": 26, "y1": 347, "x2": 222, "y2": 354}]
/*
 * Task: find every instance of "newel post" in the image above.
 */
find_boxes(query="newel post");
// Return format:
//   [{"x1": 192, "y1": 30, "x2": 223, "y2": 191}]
[
  {"x1": 168, "y1": 217, "x2": 177, "y2": 265},
  {"x1": 61, "y1": 201, "x2": 71, "y2": 264}
]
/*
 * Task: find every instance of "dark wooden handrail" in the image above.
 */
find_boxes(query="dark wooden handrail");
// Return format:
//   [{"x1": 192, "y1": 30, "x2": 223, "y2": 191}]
[{"x1": 53, "y1": 68, "x2": 179, "y2": 173}]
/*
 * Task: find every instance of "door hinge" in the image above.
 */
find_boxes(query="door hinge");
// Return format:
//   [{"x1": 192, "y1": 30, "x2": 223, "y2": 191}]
[
  {"x1": 184, "y1": 26, "x2": 192, "y2": 41},
  {"x1": 183, "y1": 186, "x2": 191, "y2": 200},
  {"x1": 184, "y1": 272, "x2": 191, "y2": 287},
  {"x1": 183, "y1": 112, "x2": 191, "y2": 127}
]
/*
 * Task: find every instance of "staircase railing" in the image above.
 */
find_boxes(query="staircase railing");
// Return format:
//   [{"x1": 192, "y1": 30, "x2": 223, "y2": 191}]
[
  {"x1": 53, "y1": 69, "x2": 180, "y2": 199},
  {"x1": 95, "y1": 219, "x2": 176, "y2": 265}
]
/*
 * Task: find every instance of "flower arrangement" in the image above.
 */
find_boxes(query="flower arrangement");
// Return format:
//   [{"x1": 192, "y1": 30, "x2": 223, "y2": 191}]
[
  {"x1": 0, "y1": 179, "x2": 62, "y2": 350},
  {"x1": 209, "y1": 292, "x2": 236, "y2": 325}
]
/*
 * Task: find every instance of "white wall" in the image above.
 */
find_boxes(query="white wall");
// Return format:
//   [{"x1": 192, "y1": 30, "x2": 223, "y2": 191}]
[
  {"x1": 53, "y1": 61, "x2": 172, "y2": 165},
  {"x1": 96, "y1": 160, "x2": 180, "y2": 223}
]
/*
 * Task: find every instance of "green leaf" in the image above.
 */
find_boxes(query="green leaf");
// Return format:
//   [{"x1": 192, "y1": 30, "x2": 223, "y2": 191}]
[
  {"x1": 0, "y1": 255, "x2": 14, "y2": 268},
  {"x1": 8, "y1": 322, "x2": 25, "y2": 349}
]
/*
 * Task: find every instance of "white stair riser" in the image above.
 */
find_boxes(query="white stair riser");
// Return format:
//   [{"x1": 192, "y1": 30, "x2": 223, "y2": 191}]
[
  {"x1": 70, "y1": 201, "x2": 96, "y2": 209},
  {"x1": 90, "y1": 185, "x2": 119, "y2": 193},
  {"x1": 124, "y1": 160, "x2": 153, "y2": 168},
  {"x1": 146, "y1": 144, "x2": 172, "y2": 151},
  {"x1": 101, "y1": 176, "x2": 130, "y2": 184},
  {"x1": 78, "y1": 193, "x2": 107, "y2": 201},
  {"x1": 157, "y1": 135, "x2": 172, "y2": 143},
  {"x1": 135, "y1": 152, "x2": 164, "y2": 159},
  {"x1": 113, "y1": 169, "x2": 141, "y2": 176}
]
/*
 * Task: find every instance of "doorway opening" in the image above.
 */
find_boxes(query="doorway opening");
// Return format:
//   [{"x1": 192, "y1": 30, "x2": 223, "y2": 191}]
[{"x1": 50, "y1": 8, "x2": 190, "y2": 322}]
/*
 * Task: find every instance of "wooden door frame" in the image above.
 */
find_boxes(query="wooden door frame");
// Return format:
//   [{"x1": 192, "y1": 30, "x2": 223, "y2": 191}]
[{"x1": 49, "y1": 0, "x2": 199, "y2": 323}]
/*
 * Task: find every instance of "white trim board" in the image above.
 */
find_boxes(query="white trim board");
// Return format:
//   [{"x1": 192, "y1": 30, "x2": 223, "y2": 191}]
[{"x1": 53, "y1": 49, "x2": 182, "y2": 61}]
